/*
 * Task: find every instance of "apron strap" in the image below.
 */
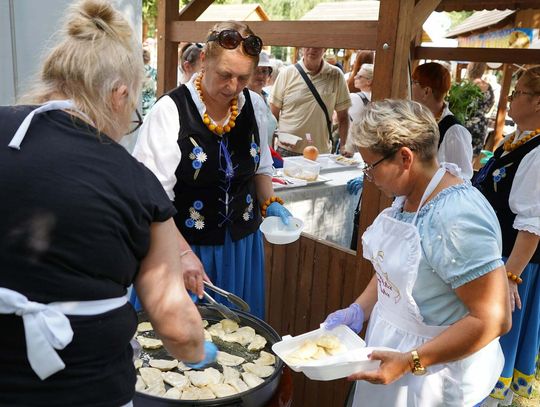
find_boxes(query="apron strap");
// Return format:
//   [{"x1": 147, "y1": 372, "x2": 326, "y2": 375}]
[
  {"x1": 8, "y1": 100, "x2": 92, "y2": 150},
  {"x1": 411, "y1": 167, "x2": 447, "y2": 225},
  {"x1": 0, "y1": 287, "x2": 126, "y2": 380}
]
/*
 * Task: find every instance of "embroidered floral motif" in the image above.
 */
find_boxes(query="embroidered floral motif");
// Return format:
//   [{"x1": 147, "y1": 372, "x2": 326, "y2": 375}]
[
  {"x1": 492, "y1": 163, "x2": 513, "y2": 192},
  {"x1": 250, "y1": 142, "x2": 260, "y2": 164},
  {"x1": 242, "y1": 194, "x2": 254, "y2": 221},
  {"x1": 185, "y1": 201, "x2": 205, "y2": 229},
  {"x1": 188, "y1": 139, "x2": 205, "y2": 180}
]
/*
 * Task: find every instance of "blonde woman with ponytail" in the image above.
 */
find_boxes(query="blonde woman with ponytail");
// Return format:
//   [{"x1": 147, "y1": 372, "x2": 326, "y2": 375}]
[{"x1": 0, "y1": 1, "x2": 213, "y2": 405}]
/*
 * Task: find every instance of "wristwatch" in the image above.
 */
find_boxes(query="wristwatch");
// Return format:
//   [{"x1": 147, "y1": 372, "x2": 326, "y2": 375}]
[{"x1": 411, "y1": 350, "x2": 427, "y2": 376}]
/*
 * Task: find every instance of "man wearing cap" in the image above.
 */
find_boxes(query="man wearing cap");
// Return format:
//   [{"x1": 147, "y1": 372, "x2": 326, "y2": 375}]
[
  {"x1": 248, "y1": 52, "x2": 278, "y2": 147},
  {"x1": 270, "y1": 47, "x2": 352, "y2": 157}
]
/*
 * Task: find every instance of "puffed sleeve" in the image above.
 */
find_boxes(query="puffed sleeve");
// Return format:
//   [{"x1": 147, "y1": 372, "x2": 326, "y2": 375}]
[
  {"x1": 132, "y1": 96, "x2": 181, "y2": 201},
  {"x1": 422, "y1": 186, "x2": 504, "y2": 289},
  {"x1": 249, "y1": 90, "x2": 273, "y2": 177},
  {"x1": 439, "y1": 125, "x2": 474, "y2": 180},
  {"x1": 509, "y1": 145, "x2": 540, "y2": 236}
]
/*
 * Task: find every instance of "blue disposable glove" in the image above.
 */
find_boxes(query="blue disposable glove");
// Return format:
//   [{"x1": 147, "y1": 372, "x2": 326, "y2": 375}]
[
  {"x1": 266, "y1": 202, "x2": 292, "y2": 225},
  {"x1": 323, "y1": 303, "x2": 364, "y2": 333},
  {"x1": 346, "y1": 176, "x2": 364, "y2": 195},
  {"x1": 184, "y1": 341, "x2": 218, "y2": 369}
]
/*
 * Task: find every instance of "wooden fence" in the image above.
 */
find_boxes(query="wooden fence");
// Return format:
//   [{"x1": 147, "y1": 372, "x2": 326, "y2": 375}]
[{"x1": 264, "y1": 233, "x2": 373, "y2": 406}]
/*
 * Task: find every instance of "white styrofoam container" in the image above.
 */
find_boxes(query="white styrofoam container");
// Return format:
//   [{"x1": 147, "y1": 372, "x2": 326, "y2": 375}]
[
  {"x1": 272, "y1": 325, "x2": 386, "y2": 381},
  {"x1": 259, "y1": 216, "x2": 304, "y2": 245}
]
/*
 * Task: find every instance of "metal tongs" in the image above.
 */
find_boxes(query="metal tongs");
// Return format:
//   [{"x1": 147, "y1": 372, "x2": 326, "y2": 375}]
[{"x1": 202, "y1": 281, "x2": 251, "y2": 323}]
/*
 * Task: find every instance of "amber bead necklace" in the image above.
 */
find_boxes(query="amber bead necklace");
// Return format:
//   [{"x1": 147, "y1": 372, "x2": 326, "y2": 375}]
[
  {"x1": 503, "y1": 128, "x2": 540, "y2": 152},
  {"x1": 194, "y1": 74, "x2": 238, "y2": 136}
]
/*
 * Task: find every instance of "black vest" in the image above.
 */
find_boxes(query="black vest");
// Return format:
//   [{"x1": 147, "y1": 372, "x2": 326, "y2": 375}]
[
  {"x1": 438, "y1": 114, "x2": 461, "y2": 148},
  {"x1": 169, "y1": 86, "x2": 262, "y2": 245},
  {"x1": 473, "y1": 135, "x2": 540, "y2": 263}
]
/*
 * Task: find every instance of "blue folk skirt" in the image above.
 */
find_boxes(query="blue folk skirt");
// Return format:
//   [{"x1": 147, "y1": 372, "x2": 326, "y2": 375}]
[
  {"x1": 130, "y1": 230, "x2": 266, "y2": 320},
  {"x1": 490, "y1": 260, "x2": 540, "y2": 400}
]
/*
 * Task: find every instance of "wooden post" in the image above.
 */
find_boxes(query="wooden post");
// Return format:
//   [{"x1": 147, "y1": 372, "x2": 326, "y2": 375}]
[
  {"x1": 356, "y1": 0, "x2": 417, "y2": 258},
  {"x1": 486, "y1": 63, "x2": 515, "y2": 151},
  {"x1": 156, "y1": 0, "x2": 180, "y2": 96}
]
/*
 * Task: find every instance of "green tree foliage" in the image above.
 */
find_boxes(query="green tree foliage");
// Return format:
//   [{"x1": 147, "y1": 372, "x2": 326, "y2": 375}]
[{"x1": 446, "y1": 81, "x2": 483, "y2": 124}]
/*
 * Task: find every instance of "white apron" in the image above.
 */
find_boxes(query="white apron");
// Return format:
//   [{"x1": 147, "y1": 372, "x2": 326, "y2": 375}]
[
  {"x1": 353, "y1": 166, "x2": 504, "y2": 407},
  {"x1": 2, "y1": 101, "x2": 127, "y2": 380}
]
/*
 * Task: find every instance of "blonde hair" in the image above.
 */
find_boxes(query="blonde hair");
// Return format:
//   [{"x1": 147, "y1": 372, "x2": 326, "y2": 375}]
[
  {"x1": 467, "y1": 62, "x2": 487, "y2": 80},
  {"x1": 519, "y1": 65, "x2": 540, "y2": 94},
  {"x1": 20, "y1": 0, "x2": 142, "y2": 137},
  {"x1": 203, "y1": 21, "x2": 259, "y2": 66},
  {"x1": 351, "y1": 99, "x2": 439, "y2": 161}
]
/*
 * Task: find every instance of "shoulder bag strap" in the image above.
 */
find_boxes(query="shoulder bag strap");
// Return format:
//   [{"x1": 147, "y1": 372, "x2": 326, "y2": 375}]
[{"x1": 294, "y1": 63, "x2": 332, "y2": 141}]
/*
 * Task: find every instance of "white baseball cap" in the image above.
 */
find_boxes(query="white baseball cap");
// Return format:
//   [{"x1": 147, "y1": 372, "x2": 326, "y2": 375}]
[{"x1": 258, "y1": 52, "x2": 273, "y2": 72}]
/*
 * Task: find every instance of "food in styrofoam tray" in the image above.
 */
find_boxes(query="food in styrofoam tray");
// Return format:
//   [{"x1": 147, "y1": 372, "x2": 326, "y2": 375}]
[
  {"x1": 283, "y1": 334, "x2": 346, "y2": 365},
  {"x1": 333, "y1": 155, "x2": 361, "y2": 166},
  {"x1": 135, "y1": 318, "x2": 277, "y2": 400}
]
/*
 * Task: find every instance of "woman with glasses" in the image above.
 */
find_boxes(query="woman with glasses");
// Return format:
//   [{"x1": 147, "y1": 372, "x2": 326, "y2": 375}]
[
  {"x1": 474, "y1": 66, "x2": 540, "y2": 407},
  {"x1": 132, "y1": 21, "x2": 291, "y2": 319},
  {"x1": 0, "y1": 1, "x2": 211, "y2": 405},
  {"x1": 323, "y1": 99, "x2": 510, "y2": 406}
]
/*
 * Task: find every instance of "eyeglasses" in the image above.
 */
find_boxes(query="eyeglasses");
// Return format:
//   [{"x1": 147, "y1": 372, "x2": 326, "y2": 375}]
[
  {"x1": 508, "y1": 89, "x2": 538, "y2": 101},
  {"x1": 256, "y1": 67, "x2": 272, "y2": 76},
  {"x1": 360, "y1": 151, "x2": 396, "y2": 182},
  {"x1": 207, "y1": 30, "x2": 263, "y2": 57},
  {"x1": 127, "y1": 109, "x2": 143, "y2": 135}
]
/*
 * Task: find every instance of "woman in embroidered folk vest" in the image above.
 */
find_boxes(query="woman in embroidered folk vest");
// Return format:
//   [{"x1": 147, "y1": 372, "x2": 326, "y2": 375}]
[
  {"x1": 474, "y1": 66, "x2": 540, "y2": 406},
  {"x1": 132, "y1": 21, "x2": 291, "y2": 319},
  {"x1": 324, "y1": 100, "x2": 510, "y2": 406}
]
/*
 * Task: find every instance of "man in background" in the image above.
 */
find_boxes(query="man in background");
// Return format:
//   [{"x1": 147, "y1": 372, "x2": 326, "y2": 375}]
[{"x1": 270, "y1": 47, "x2": 351, "y2": 157}]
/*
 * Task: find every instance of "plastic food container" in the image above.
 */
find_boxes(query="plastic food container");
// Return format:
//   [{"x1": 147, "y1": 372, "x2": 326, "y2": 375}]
[
  {"x1": 259, "y1": 216, "x2": 304, "y2": 245},
  {"x1": 272, "y1": 325, "x2": 387, "y2": 381},
  {"x1": 283, "y1": 157, "x2": 321, "y2": 181}
]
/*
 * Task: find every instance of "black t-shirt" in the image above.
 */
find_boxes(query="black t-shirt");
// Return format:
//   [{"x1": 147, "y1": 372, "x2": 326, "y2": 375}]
[{"x1": 0, "y1": 106, "x2": 176, "y2": 406}]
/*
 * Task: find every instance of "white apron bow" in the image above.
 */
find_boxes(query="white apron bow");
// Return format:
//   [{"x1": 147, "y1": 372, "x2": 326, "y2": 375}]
[{"x1": 0, "y1": 287, "x2": 127, "y2": 380}]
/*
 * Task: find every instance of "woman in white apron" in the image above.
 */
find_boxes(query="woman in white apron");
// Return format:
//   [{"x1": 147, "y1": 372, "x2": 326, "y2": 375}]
[
  {"x1": 324, "y1": 100, "x2": 511, "y2": 406},
  {"x1": 0, "y1": 1, "x2": 213, "y2": 405}
]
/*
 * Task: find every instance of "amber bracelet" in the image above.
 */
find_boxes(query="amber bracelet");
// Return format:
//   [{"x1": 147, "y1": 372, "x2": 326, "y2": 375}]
[
  {"x1": 507, "y1": 271, "x2": 523, "y2": 285},
  {"x1": 260, "y1": 196, "x2": 284, "y2": 218}
]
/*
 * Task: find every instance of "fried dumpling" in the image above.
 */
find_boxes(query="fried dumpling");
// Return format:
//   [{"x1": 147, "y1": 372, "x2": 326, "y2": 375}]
[
  {"x1": 163, "y1": 387, "x2": 182, "y2": 399},
  {"x1": 186, "y1": 367, "x2": 222, "y2": 387},
  {"x1": 204, "y1": 329, "x2": 213, "y2": 342},
  {"x1": 241, "y1": 372, "x2": 264, "y2": 388},
  {"x1": 207, "y1": 322, "x2": 226, "y2": 338},
  {"x1": 137, "y1": 336, "x2": 163, "y2": 349},
  {"x1": 137, "y1": 322, "x2": 153, "y2": 332},
  {"x1": 139, "y1": 367, "x2": 165, "y2": 396},
  {"x1": 291, "y1": 339, "x2": 318, "y2": 359},
  {"x1": 311, "y1": 346, "x2": 329, "y2": 360},
  {"x1": 220, "y1": 319, "x2": 239, "y2": 334},
  {"x1": 316, "y1": 334, "x2": 341, "y2": 350},
  {"x1": 242, "y1": 362, "x2": 275, "y2": 378},
  {"x1": 176, "y1": 361, "x2": 192, "y2": 371},
  {"x1": 180, "y1": 386, "x2": 201, "y2": 400},
  {"x1": 134, "y1": 358, "x2": 143, "y2": 369},
  {"x1": 149, "y1": 359, "x2": 178, "y2": 371},
  {"x1": 208, "y1": 383, "x2": 237, "y2": 398},
  {"x1": 247, "y1": 334, "x2": 267, "y2": 351},
  {"x1": 254, "y1": 350, "x2": 276, "y2": 366},
  {"x1": 227, "y1": 377, "x2": 249, "y2": 393},
  {"x1": 135, "y1": 375, "x2": 146, "y2": 391},
  {"x1": 222, "y1": 326, "x2": 256, "y2": 346},
  {"x1": 326, "y1": 343, "x2": 346, "y2": 356},
  {"x1": 217, "y1": 351, "x2": 245, "y2": 367},
  {"x1": 199, "y1": 386, "x2": 216, "y2": 399},
  {"x1": 222, "y1": 365, "x2": 240, "y2": 382},
  {"x1": 161, "y1": 371, "x2": 190, "y2": 390}
]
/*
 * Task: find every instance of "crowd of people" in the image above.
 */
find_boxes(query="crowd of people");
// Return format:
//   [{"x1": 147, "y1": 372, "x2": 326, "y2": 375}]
[{"x1": 1, "y1": 1, "x2": 538, "y2": 406}]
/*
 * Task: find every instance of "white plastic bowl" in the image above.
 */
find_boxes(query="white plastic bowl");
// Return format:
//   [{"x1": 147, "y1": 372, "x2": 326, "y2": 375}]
[{"x1": 259, "y1": 216, "x2": 304, "y2": 245}]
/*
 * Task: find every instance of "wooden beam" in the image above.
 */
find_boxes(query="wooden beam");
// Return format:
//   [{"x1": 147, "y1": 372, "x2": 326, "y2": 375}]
[
  {"x1": 436, "y1": 0, "x2": 540, "y2": 12},
  {"x1": 178, "y1": 0, "x2": 213, "y2": 21},
  {"x1": 170, "y1": 21, "x2": 378, "y2": 49},
  {"x1": 414, "y1": 46, "x2": 540, "y2": 64},
  {"x1": 488, "y1": 63, "x2": 515, "y2": 151},
  {"x1": 411, "y1": 0, "x2": 441, "y2": 40},
  {"x1": 156, "y1": 0, "x2": 180, "y2": 96}
]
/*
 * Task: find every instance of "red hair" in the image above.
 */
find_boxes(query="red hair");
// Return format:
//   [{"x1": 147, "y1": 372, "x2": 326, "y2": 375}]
[{"x1": 412, "y1": 62, "x2": 451, "y2": 102}]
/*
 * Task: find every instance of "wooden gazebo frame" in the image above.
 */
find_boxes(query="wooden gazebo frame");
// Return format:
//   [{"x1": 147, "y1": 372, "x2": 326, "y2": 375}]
[{"x1": 155, "y1": 1, "x2": 540, "y2": 404}]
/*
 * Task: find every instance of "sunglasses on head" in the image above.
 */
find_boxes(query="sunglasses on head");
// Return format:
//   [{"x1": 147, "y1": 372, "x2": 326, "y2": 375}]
[{"x1": 207, "y1": 29, "x2": 263, "y2": 57}]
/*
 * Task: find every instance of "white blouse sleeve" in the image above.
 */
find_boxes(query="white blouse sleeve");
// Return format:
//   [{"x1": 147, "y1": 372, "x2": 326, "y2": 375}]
[
  {"x1": 249, "y1": 90, "x2": 273, "y2": 177},
  {"x1": 438, "y1": 125, "x2": 474, "y2": 180},
  {"x1": 509, "y1": 145, "x2": 540, "y2": 236},
  {"x1": 132, "y1": 96, "x2": 181, "y2": 201}
]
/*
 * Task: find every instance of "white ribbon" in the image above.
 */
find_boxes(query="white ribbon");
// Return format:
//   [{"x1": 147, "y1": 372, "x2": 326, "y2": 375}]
[
  {"x1": 8, "y1": 100, "x2": 90, "y2": 150},
  {"x1": 0, "y1": 287, "x2": 127, "y2": 380}
]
